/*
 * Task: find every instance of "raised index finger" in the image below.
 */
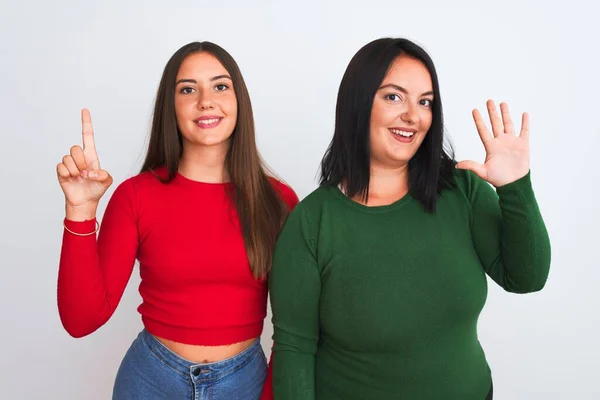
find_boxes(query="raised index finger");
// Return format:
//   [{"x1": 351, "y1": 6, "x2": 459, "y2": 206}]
[{"x1": 81, "y1": 108, "x2": 96, "y2": 152}]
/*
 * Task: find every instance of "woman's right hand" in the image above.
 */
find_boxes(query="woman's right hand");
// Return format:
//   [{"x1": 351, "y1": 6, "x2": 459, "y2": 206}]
[{"x1": 57, "y1": 109, "x2": 113, "y2": 219}]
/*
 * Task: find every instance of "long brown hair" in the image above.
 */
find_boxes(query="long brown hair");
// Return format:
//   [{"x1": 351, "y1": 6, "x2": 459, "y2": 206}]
[{"x1": 141, "y1": 41, "x2": 291, "y2": 279}]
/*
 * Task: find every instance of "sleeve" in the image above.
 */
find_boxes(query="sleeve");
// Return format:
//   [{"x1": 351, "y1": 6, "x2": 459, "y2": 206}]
[
  {"x1": 259, "y1": 179, "x2": 300, "y2": 399},
  {"x1": 57, "y1": 178, "x2": 139, "y2": 337},
  {"x1": 468, "y1": 170, "x2": 551, "y2": 293},
  {"x1": 269, "y1": 204, "x2": 320, "y2": 399}
]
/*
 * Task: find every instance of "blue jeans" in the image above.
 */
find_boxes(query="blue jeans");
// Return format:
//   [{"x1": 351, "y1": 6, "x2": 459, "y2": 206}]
[{"x1": 112, "y1": 329, "x2": 267, "y2": 399}]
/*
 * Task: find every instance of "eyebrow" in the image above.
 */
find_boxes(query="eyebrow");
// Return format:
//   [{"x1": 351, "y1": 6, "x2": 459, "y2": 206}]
[
  {"x1": 175, "y1": 75, "x2": 233, "y2": 85},
  {"x1": 379, "y1": 83, "x2": 434, "y2": 97}
]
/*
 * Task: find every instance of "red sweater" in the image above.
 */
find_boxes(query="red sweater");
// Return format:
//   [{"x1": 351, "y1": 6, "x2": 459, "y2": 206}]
[{"x1": 57, "y1": 168, "x2": 298, "y2": 397}]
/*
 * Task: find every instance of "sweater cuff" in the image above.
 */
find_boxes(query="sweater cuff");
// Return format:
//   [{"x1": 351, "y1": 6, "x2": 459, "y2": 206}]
[{"x1": 495, "y1": 171, "x2": 535, "y2": 204}]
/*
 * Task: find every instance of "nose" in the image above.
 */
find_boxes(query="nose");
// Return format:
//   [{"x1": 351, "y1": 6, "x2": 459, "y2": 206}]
[
  {"x1": 400, "y1": 102, "x2": 418, "y2": 125},
  {"x1": 196, "y1": 89, "x2": 215, "y2": 111}
]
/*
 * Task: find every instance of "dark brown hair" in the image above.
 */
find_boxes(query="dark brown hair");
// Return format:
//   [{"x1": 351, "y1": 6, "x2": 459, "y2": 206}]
[{"x1": 141, "y1": 41, "x2": 291, "y2": 279}]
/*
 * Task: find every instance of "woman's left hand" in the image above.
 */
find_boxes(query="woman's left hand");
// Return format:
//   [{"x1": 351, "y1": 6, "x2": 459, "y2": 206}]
[{"x1": 456, "y1": 99, "x2": 530, "y2": 187}]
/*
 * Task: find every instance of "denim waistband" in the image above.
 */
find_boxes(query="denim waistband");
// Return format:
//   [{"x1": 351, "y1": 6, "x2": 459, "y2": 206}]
[{"x1": 140, "y1": 329, "x2": 262, "y2": 382}]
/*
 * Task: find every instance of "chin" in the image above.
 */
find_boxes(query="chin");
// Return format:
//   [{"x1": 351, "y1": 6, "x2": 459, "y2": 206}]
[
  {"x1": 183, "y1": 133, "x2": 231, "y2": 148},
  {"x1": 386, "y1": 149, "x2": 416, "y2": 164},
  {"x1": 199, "y1": 137, "x2": 231, "y2": 147}
]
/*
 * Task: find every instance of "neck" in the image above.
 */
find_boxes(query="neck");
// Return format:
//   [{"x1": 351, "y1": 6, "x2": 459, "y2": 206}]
[
  {"x1": 369, "y1": 162, "x2": 409, "y2": 195},
  {"x1": 178, "y1": 141, "x2": 230, "y2": 183},
  {"x1": 348, "y1": 161, "x2": 410, "y2": 206}
]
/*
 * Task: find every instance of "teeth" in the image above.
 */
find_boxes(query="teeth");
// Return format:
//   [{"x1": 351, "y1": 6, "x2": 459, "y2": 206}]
[
  {"x1": 390, "y1": 129, "x2": 414, "y2": 137},
  {"x1": 198, "y1": 118, "x2": 220, "y2": 124}
]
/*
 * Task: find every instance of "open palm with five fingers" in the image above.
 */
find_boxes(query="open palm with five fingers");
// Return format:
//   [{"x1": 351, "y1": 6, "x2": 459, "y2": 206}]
[
  {"x1": 456, "y1": 100, "x2": 530, "y2": 187},
  {"x1": 56, "y1": 109, "x2": 113, "y2": 211}
]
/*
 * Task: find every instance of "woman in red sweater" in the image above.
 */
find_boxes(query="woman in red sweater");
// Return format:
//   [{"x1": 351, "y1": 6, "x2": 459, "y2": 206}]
[{"x1": 56, "y1": 41, "x2": 298, "y2": 399}]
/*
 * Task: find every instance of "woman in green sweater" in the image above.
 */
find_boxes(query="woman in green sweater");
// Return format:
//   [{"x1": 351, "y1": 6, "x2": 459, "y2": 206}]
[{"x1": 268, "y1": 37, "x2": 551, "y2": 399}]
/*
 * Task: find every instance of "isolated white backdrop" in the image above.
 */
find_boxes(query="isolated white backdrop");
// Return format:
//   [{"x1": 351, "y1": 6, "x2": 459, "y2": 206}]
[{"x1": 1, "y1": 0, "x2": 598, "y2": 398}]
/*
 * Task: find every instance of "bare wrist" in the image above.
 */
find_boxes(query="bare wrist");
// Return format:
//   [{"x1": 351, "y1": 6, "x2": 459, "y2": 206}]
[{"x1": 65, "y1": 202, "x2": 99, "y2": 221}]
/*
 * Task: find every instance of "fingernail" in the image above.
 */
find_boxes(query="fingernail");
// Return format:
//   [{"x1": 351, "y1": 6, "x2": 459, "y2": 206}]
[{"x1": 89, "y1": 171, "x2": 98, "y2": 178}]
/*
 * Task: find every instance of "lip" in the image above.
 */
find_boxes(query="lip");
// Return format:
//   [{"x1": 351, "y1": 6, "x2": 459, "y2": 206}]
[
  {"x1": 389, "y1": 127, "x2": 417, "y2": 133},
  {"x1": 194, "y1": 116, "x2": 223, "y2": 129}
]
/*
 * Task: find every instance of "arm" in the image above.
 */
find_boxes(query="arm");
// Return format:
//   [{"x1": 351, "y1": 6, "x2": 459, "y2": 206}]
[
  {"x1": 455, "y1": 100, "x2": 551, "y2": 293},
  {"x1": 260, "y1": 179, "x2": 300, "y2": 399},
  {"x1": 57, "y1": 179, "x2": 139, "y2": 337},
  {"x1": 469, "y1": 171, "x2": 551, "y2": 293},
  {"x1": 269, "y1": 205, "x2": 320, "y2": 399}
]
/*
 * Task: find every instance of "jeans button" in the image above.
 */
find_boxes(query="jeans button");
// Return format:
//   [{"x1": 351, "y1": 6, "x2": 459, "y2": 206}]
[{"x1": 192, "y1": 368, "x2": 200, "y2": 376}]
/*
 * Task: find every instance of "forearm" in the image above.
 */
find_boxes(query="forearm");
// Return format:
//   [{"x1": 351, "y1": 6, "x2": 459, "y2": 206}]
[
  {"x1": 494, "y1": 173, "x2": 551, "y2": 292},
  {"x1": 475, "y1": 172, "x2": 551, "y2": 293},
  {"x1": 272, "y1": 347, "x2": 316, "y2": 399},
  {"x1": 58, "y1": 220, "x2": 114, "y2": 337}
]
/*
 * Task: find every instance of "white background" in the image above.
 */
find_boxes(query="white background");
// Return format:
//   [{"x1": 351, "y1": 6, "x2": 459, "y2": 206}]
[{"x1": 1, "y1": 0, "x2": 598, "y2": 398}]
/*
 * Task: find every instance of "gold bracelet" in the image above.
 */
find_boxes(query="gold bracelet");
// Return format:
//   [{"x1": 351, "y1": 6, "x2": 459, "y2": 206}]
[{"x1": 63, "y1": 220, "x2": 100, "y2": 236}]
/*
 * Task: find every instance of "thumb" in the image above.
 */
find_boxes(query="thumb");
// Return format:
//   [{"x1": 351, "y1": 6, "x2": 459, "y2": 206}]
[
  {"x1": 87, "y1": 169, "x2": 113, "y2": 188},
  {"x1": 455, "y1": 160, "x2": 488, "y2": 181}
]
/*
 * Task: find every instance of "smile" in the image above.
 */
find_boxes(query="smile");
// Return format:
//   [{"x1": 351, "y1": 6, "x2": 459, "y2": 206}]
[
  {"x1": 194, "y1": 117, "x2": 223, "y2": 129},
  {"x1": 389, "y1": 128, "x2": 414, "y2": 138},
  {"x1": 389, "y1": 128, "x2": 416, "y2": 143}
]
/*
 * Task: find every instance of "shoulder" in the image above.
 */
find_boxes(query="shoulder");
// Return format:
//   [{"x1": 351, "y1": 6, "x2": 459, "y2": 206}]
[
  {"x1": 276, "y1": 185, "x2": 337, "y2": 248},
  {"x1": 452, "y1": 167, "x2": 475, "y2": 194},
  {"x1": 297, "y1": 184, "x2": 334, "y2": 209},
  {"x1": 108, "y1": 168, "x2": 167, "y2": 205},
  {"x1": 284, "y1": 184, "x2": 336, "y2": 225},
  {"x1": 268, "y1": 177, "x2": 300, "y2": 210},
  {"x1": 114, "y1": 169, "x2": 157, "y2": 191},
  {"x1": 445, "y1": 167, "x2": 496, "y2": 205}
]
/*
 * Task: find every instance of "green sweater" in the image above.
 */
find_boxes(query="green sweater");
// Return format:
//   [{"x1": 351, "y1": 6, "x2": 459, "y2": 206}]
[{"x1": 269, "y1": 169, "x2": 551, "y2": 399}]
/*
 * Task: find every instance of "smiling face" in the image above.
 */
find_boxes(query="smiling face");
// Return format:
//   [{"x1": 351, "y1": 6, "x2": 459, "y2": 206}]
[
  {"x1": 369, "y1": 54, "x2": 434, "y2": 169},
  {"x1": 174, "y1": 52, "x2": 238, "y2": 150}
]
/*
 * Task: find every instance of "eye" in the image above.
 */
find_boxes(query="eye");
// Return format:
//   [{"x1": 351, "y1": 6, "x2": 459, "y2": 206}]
[
  {"x1": 180, "y1": 86, "x2": 195, "y2": 94},
  {"x1": 215, "y1": 83, "x2": 230, "y2": 91},
  {"x1": 385, "y1": 93, "x2": 402, "y2": 102},
  {"x1": 420, "y1": 98, "x2": 433, "y2": 108}
]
